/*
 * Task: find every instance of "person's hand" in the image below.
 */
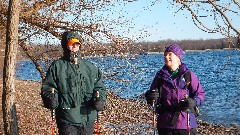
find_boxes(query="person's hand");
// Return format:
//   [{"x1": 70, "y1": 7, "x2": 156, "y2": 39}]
[
  {"x1": 42, "y1": 93, "x2": 58, "y2": 110},
  {"x1": 92, "y1": 91, "x2": 104, "y2": 111},
  {"x1": 180, "y1": 98, "x2": 196, "y2": 109},
  {"x1": 93, "y1": 98, "x2": 104, "y2": 111},
  {"x1": 145, "y1": 89, "x2": 159, "y2": 105}
]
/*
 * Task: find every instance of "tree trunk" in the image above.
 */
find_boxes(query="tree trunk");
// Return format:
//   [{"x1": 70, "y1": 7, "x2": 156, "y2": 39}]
[{"x1": 2, "y1": 0, "x2": 20, "y2": 134}]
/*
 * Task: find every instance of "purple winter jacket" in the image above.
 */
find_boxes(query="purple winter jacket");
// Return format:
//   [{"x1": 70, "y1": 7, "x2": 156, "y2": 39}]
[{"x1": 149, "y1": 63, "x2": 205, "y2": 129}]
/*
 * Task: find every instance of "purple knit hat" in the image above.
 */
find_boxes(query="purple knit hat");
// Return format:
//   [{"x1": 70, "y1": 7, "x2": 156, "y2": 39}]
[{"x1": 164, "y1": 44, "x2": 184, "y2": 61}]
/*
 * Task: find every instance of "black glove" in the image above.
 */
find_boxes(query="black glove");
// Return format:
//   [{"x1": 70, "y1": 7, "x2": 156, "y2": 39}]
[
  {"x1": 93, "y1": 99, "x2": 104, "y2": 111},
  {"x1": 145, "y1": 89, "x2": 159, "y2": 105},
  {"x1": 41, "y1": 93, "x2": 58, "y2": 110},
  {"x1": 180, "y1": 98, "x2": 196, "y2": 110},
  {"x1": 92, "y1": 91, "x2": 104, "y2": 111}
]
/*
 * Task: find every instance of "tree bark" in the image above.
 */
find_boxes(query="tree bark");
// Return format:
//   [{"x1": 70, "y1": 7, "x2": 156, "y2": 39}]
[{"x1": 2, "y1": 0, "x2": 20, "y2": 134}]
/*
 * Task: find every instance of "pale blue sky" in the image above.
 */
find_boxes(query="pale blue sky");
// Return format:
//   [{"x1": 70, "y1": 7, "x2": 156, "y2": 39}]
[
  {"x1": 106, "y1": 1, "x2": 238, "y2": 42},
  {"x1": 32, "y1": 1, "x2": 239, "y2": 44}
]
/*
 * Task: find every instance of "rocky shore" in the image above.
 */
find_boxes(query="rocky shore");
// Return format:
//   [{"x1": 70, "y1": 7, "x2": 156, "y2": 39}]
[{"x1": 0, "y1": 78, "x2": 239, "y2": 135}]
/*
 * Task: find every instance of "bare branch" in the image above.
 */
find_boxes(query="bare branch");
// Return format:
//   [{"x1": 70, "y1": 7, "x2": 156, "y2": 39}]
[
  {"x1": 173, "y1": 0, "x2": 240, "y2": 39},
  {"x1": 176, "y1": 1, "x2": 219, "y2": 33},
  {"x1": 233, "y1": 0, "x2": 240, "y2": 7},
  {"x1": 208, "y1": 0, "x2": 240, "y2": 36}
]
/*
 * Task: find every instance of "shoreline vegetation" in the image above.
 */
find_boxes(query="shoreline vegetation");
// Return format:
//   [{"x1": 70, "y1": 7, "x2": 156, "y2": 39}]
[
  {"x1": 0, "y1": 78, "x2": 239, "y2": 134},
  {"x1": 147, "y1": 47, "x2": 238, "y2": 54}
]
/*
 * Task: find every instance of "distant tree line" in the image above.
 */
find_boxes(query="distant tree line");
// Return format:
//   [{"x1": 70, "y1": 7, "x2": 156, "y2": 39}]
[
  {"x1": 15, "y1": 37, "x2": 239, "y2": 60},
  {"x1": 133, "y1": 37, "x2": 238, "y2": 54},
  {"x1": 81, "y1": 37, "x2": 239, "y2": 56}
]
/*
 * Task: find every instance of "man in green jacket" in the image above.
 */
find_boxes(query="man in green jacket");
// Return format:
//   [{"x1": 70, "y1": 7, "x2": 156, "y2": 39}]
[{"x1": 41, "y1": 31, "x2": 107, "y2": 135}]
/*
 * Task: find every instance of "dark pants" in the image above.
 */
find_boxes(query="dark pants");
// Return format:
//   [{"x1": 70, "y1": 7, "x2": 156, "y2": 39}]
[
  {"x1": 158, "y1": 128, "x2": 198, "y2": 135},
  {"x1": 57, "y1": 121, "x2": 95, "y2": 135}
]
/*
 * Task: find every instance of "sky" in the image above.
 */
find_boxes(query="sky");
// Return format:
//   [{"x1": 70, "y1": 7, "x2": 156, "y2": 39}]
[
  {"x1": 30, "y1": 1, "x2": 239, "y2": 44},
  {"x1": 105, "y1": 0, "x2": 239, "y2": 42}
]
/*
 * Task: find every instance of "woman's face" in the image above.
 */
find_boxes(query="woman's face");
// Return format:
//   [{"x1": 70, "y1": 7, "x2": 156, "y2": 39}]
[
  {"x1": 164, "y1": 52, "x2": 181, "y2": 68},
  {"x1": 68, "y1": 43, "x2": 80, "y2": 53}
]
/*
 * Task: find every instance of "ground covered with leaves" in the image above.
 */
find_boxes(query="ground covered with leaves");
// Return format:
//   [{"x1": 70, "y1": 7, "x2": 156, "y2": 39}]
[{"x1": 0, "y1": 78, "x2": 239, "y2": 135}]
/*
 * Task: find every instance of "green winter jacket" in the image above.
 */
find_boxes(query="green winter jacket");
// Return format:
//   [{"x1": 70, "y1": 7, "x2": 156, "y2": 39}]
[{"x1": 41, "y1": 57, "x2": 106, "y2": 126}]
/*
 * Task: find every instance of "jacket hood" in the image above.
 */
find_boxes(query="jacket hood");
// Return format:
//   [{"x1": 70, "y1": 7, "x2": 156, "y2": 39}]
[{"x1": 61, "y1": 31, "x2": 83, "y2": 58}]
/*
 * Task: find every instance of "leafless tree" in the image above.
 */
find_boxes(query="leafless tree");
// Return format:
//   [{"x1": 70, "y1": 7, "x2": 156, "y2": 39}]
[
  {"x1": 171, "y1": 0, "x2": 240, "y2": 48},
  {"x1": 0, "y1": 0, "x2": 145, "y2": 80},
  {"x1": 2, "y1": 0, "x2": 20, "y2": 134},
  {"x1": 0, "y1": 1, "x2": 150, "y2": 134}
]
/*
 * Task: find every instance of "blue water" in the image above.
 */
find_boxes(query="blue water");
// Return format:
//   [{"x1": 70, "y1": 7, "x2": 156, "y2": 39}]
[{"x1": 16, "y1": 49, "x2": 240, "y2": 127}]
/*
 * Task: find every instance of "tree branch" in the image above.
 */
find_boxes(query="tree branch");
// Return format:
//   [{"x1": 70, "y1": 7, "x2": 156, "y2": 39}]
[
  {"x1": 177, "y1": 1, "x2": 219, "y2": 33},
  {"x1": 208, "y1": 0, "x2": 240, "y2": 36}
]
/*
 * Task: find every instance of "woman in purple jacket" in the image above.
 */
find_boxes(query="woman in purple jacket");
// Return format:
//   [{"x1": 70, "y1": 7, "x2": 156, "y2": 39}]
[{"x1": 145, "y1": 44, "x2": 205, "y2": 135}]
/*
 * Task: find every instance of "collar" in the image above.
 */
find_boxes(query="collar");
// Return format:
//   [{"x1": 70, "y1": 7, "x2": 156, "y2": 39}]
[{"x1": 168, "y1": 66, "x2": 179, "y2": 79}]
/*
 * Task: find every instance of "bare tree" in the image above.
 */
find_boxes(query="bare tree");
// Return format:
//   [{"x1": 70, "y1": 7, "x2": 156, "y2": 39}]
[
  {"x1": 2, "y1": 0, "x2": 20, "y2": 134},
  {"x1": 0, "y1": 0, "x2": 145, "y2": 80},
  {"x1": 172, "y1": 0, "x2": 240, "y2": 48}
]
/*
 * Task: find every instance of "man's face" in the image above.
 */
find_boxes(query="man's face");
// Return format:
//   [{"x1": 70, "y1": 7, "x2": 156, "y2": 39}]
[{"x1": 68, "y1": 43, "x2": 80, "y2": 53}]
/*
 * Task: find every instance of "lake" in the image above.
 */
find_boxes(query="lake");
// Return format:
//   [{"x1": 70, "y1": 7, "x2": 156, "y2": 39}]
[{"x1": 16, "y1": 49, "x2": 240, "y2": 127}]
